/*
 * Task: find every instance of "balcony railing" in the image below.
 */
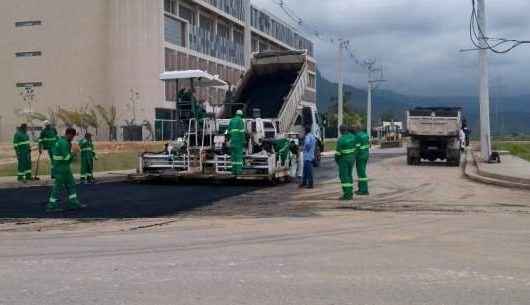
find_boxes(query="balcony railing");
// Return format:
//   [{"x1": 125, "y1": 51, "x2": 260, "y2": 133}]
[{"x1": 189, "y1": 26, "x2": 245, "y2": 66}]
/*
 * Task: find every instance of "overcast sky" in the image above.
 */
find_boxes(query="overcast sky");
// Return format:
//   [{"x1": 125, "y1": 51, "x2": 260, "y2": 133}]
[{"x1": 252, "y1": 0, "x2": 530, "y2": 96}]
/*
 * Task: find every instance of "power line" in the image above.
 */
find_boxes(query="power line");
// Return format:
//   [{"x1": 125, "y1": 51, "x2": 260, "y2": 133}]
[
  {"x1": 469, "y1": 0, "x2": 530, "y2": 54},
  {"x1": 270, "y1": 0, "x2": 375, "y2": 70}
]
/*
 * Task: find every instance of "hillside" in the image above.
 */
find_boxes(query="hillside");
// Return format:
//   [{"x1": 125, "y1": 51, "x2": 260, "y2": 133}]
[{"x1": 316, "y1": 71, "x2": 530, "y2": 136}]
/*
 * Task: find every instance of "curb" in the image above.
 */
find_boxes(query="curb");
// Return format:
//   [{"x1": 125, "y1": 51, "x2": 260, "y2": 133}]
[
  {"x1": 463, "y1": 151, "x2": 530, "y2": 190},
  {"x1": 0, "y1": 171, "x2": 133, "y2": 190}
]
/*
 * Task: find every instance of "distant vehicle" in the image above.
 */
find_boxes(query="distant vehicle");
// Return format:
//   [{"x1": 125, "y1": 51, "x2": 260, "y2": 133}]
[
  {"x1": 377, "y1": 121, "x2": 403, "y2": 148},
  {"x1": 406, "y1": 107, "x2": 462, "y2": 166}
]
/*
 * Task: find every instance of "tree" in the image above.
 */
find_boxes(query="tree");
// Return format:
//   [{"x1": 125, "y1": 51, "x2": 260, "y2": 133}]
[{"x1": 95, "y1": 104, "x2": 117, "y2": 141}]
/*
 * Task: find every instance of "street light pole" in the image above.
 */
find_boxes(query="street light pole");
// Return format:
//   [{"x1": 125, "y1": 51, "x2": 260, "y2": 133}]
[
  {"x1": 477, "y1": 0, "x2": 492, "y2": 160},
  {"x1": 337, "y1": 40, "x2": 345, "y2": 137}
]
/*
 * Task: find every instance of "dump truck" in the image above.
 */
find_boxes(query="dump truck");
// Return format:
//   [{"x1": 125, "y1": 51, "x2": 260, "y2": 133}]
[
  {"x1": 406, "y1": 107, "x2": 462, "y2": 166},
  {"x1": 132, "y1": 50, "x2": 322, "y2": 182}
]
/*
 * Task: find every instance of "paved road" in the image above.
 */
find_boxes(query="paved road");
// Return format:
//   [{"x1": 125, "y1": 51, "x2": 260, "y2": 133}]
[
  {"x1": 0, "y1": 152, "x2": 397, "y2": 220},
  {"x1": 1, "y1": 150, "x2": 530, "y2": 305}
]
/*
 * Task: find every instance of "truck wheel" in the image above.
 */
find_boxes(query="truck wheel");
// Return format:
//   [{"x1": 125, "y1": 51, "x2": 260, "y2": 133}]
[{"x1": 407, "y1": 156, "x2": 413, "y2": 165}]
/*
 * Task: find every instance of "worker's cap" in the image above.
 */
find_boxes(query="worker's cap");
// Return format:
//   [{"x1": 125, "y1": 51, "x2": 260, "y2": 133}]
[
  {"x1": 236, "y1": 110, "x2": 243, "y2": 116},
  {"x1": 43, "y1": 120, "x2": 50, "y2": 126}
]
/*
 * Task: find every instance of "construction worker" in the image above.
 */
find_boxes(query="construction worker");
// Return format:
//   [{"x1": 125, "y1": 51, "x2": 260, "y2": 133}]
[
  {"x1": 79, "y1": 133, "x2": 97, "y2": 184},
  {"x1": 227, "y1": 109, "x2": 246, "y2": 175},
  {"x1": 335, "y1": 125, "x2": 356, "y2": 200},
  {"x1": 273, "y1": 135, "x2": 290, "y2": 166},
  {"x1": 355, "y1": 124, "x2": 370, "y2": 195},
  {"x1": 38, "y1": 120, "x2": 58, "y2": 178},
  {"x1": 13, "y1": 124, "x2": 32, "y2": 182},
  {"x1": 47, "y1": 128, "x2": 85, "y2": 212}
]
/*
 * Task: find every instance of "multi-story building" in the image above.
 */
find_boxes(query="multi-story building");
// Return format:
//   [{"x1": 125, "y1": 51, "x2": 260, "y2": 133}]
[{"x1": 0, "y1": 0, "x2": 316, "y2": 141}]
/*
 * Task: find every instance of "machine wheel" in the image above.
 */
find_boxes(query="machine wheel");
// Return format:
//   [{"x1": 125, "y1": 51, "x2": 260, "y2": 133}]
[{"x1": 407, "y1": 155, "x2": 414, "y2": 165}]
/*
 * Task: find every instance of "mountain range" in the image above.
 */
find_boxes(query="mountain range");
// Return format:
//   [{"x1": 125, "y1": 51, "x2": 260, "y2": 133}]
[{"x1": 316, "y1": 71, "x2": 530, "y2": 136}]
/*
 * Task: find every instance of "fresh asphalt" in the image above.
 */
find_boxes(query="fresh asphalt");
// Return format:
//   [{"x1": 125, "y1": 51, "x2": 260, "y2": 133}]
[{"x1": 0, "y1": 151, "x2": 403, "y2": 219}]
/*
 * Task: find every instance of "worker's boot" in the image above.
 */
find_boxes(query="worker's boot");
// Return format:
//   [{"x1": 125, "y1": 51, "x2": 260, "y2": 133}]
[
  {"x1": 46, "y1": 198, "x2": 63, "y2": 213},
  {"x1": 65, "y1": 194, "x2": 86, "y2": 211}
]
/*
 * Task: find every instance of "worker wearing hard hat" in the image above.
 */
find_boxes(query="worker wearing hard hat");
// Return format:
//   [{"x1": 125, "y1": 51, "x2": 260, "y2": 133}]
[
  {"x1": 47, "y1": 128, "x2": 85, "y2": 212},
  {"x1": 354, "y1": 124, "x2": 370, "y2": 195},
  {"x1": 13, "y1": 124, "x2": 32, "y2": 182},
  {"x1": 335, "y1": 125, "x2": 356, "y2": 200},
  {"x1": 226, "y1": 109, "x2": 246, "y2": 175},
  {"x1": 79, "y1": 133, "x2": 97, "y2": 184},
  {"x1": 38, "y1": 120, "x2": 58, "y2": 178}
]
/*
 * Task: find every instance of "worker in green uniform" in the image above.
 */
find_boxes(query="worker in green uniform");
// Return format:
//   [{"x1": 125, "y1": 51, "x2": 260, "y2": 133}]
[
  {"x1": 273, "y1": 136, "x2": 290, "y2": 166},
  {"x1": 79, "y1": 133, "x2": 97, "y2": 184},
  {"x1": 13, "y1": 124, "x2": 32, "y2": 182},
  {"x1": 38, "y1": 120, "x2": 58, "y2": 178},
  {"x1": 226, "y1": 109, "x2": 246, "y2": 175},
  {"x1": 355, "y1": 124, "x2": 370, "y2": 195},
  {"x1": 335, "y1": 125, "x2": 356, "y2": 200},
  {"x1": 47, "y1": 128, "x2": 85, "y2": 212}
]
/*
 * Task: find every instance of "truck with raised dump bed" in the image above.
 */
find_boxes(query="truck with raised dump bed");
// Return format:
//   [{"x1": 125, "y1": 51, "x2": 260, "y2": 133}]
[
  {"x1": 132, "y1": 50, "x2": 322, "y2": 182},
  {"x1": 406, "y1": 107, "x2": 462, "y2": 166}
]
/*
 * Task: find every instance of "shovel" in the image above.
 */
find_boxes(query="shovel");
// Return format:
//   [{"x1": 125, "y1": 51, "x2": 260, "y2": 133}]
[{"x1": 33, "y1": 151, "x2": 41, "y2": 181}]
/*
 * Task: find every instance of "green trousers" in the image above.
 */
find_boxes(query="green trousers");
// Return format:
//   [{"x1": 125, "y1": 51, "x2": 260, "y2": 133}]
[
  {"x1": 356, "y1": 157, "x2": 369, "y2": 194},
  {"x1": 16, "y1": 150, "x2": 32, "y2": 181},
  {"x1": 230, "y1": 146, "x2": 244, "y2": 175},
  {"x1": 46, "y1": 150, "x2": 55, "y2": 178},
  {"x1": 338, "y1": 158, "x2": 355, "y2": 199},
  {"x1": 48, "y1": 170, "x2": 81, "y2": 209},
  {"x1": 80, "y1": 156, "x2": 94, "y2": 181}
]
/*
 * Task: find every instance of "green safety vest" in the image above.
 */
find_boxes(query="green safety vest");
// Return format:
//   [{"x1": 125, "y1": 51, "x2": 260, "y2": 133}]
[
  {"x1": 227, "y1": 115, "x2": 246, "y2": 146},
  {"x1": 79, "y1": 138, "x2": 96, "y2": 159},
  {"x1": 38, "y1": 127, "x2": 58, "y2": 150},
  {"x1": 52, "y1": 137, "x2": 74, "y2": 172},
  {"x1": 335, "y1": 132, "x2": 356, "y2": 161},
  {"x1": 13, "y1": 130, "x2": 31, "y2": 153},
  {"x1": 355, "y1": 131, "x2": 370, "y2": 159}
]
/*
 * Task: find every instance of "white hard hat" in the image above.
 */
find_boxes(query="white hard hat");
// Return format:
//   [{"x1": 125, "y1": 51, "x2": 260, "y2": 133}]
[
  {"x1": 43, "y1": 120, "x2": 50, "y2": 126},
  {"x1": 236, "y1": 109, "x2": 243, "y2": 116}
]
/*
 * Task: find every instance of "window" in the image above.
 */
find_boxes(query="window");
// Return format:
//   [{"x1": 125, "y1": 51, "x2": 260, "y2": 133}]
[
  {"x1": 15, "y1": 20, "x2": 41, "y2": 27},
  {"x1": 199, "y1": 14, "x2": 214, "y2": 32},
  {"x1": 164, "y1": 15, "x2": 185, "y2": 46},
  {"x1": 164, "y1": 0, "x2": 177, "y2": 14},
  {"x1": 179, "y1": 5, "x2": 195, "y2": 25},
  {"x1": 233, "y1": 30, "x2": 244, "y2": 45},
  {"x1": 15, "y1": 51, "x2": 42, "y2": 57},
  {"x1": 217, "y1": 22, "x2": 230, "y2": 40},
  {"x1": 16, "y1": 82, "x2": 42, "y2": 87}
]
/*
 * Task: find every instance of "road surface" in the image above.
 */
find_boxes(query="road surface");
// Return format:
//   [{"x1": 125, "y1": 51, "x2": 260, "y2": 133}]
[{"x1": 1, "y1": 149, "x2": 529, "y2": 305}]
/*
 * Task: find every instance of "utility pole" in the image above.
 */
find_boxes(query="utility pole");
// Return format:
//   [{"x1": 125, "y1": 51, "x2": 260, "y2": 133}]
[
  {"x1": 477, "y1": 0, "x2": 492, "y2": 160},
  {"x1": 337, "y1": 39, "x2": 348, "y2": 137},
  {"x1": 365, "y1": 61, "x2": 385, "y2": 143}
]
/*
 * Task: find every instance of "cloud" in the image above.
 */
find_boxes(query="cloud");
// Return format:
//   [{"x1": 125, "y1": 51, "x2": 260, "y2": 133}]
[{"x1": 252, "y1": 0, "x2": 530, "y2": 96}]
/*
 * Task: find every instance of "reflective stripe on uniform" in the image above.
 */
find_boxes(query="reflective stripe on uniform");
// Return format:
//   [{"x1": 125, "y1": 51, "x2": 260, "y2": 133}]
[
  {"x1": 358, "y1": 178, "x2": 369, "y2": 181},
  {"x1": 229, "y1": 129, "x2": 245, "y2": 134},
  {"x1": 231, "y1": 161, "x2": 243, "y2": 165},
  {"x1": 13, "y1": 141, "x2": 31, "y2": 147},
  {"x1": 359, "y1": 145, "x2": 370, "y2": 150},
  {"x1": 49, "y1": 197, "x2": 57, "y2": 203},
  {"x1": 81, "y1": 148, "x2": 93, "y2": 152},
  {"x1": 53, "y1": 154, "x2": 72, "y2": 161},
  {"x1": 340, "y1": 149, "x2": 356, "y2": 155},
  {"x1": 341, "y1": 183, "x2": 353, "y2": 187},
  {"x1": 39, "y1": 137, "x2": 57, "y2": 143},
  {"x1": 68, "y1": 194, "x2": 78, "y2": 200}
]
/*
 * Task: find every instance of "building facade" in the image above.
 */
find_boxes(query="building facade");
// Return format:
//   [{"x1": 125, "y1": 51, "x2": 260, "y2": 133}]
[{"x1": 0, "y1": 0, "x2": 316, "y2": 141}]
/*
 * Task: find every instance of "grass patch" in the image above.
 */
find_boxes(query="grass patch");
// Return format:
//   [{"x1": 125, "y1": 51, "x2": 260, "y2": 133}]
[
  {"x1": 324, "y1": 139, "x2": 337, "y2": 152},
  {"x1": 493, "y1": 142, "x2": 530, "y2": 162},
  {"x1": 0, "y1": 151, "x2": 140, "y2": 177}
]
